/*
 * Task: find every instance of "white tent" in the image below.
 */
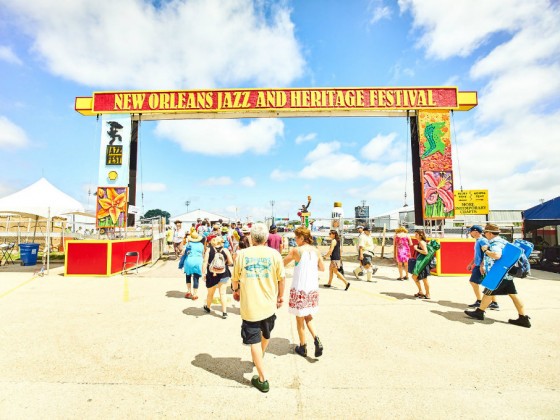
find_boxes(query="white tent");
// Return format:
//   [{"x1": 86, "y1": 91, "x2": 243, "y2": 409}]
[
  {"x1": 171, "y1": 209, "x2": 231, "y2": 225},
  {"x1": 0, "y1": 177, "x2": 85, "y2": 273},
  {"x1": 0, "y1": 177, "x2": 84, "y2": 218}
]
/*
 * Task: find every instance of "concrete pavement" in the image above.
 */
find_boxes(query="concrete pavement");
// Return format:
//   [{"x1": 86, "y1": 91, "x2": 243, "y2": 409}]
[{"x1": 0, "y1": 257, "x2": 559, "y2": 419}]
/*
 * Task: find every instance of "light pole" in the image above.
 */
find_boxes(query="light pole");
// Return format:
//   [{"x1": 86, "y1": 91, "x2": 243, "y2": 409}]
[
  {"x1": 185, "y1": 200, "x2": 191, "y2": 213},
  {"x1": 270, "y1": 200, "x2": 275, "y2": 223}
]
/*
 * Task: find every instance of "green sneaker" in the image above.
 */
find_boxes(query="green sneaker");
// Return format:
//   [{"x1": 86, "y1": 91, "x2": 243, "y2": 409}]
[{"x1": 251, "y1": 375, "x2": 270, "y2": 393}]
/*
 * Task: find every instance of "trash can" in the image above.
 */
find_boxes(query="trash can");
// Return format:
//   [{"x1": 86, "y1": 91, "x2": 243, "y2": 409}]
[{"x1": 19, "y1": 243, "x2": 40, "y2": 266}]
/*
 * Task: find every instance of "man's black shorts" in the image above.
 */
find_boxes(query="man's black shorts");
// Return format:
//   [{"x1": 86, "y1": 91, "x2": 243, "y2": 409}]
[
  {"x1": 483, "y1": 279, "x2": 517, "y2": 296},
  {"x1": 241, "y1": 314, "x2": 277, "y2": 345}
]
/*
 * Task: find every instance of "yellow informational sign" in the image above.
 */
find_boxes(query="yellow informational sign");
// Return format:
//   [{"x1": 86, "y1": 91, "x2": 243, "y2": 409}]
[{"x1": 454, "y1": 190, "x2": 489, "y2": 215}]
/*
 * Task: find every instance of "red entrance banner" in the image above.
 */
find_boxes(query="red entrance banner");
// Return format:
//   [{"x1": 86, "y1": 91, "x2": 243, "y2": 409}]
[{"x1": 91, "y1": 87, "x2": 459, "y2": 114}]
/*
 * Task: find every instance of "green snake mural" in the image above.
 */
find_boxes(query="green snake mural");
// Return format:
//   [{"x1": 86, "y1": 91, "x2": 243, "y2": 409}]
[{"x1": 422, "y1": 121, "x2": 446, "y2": 158}]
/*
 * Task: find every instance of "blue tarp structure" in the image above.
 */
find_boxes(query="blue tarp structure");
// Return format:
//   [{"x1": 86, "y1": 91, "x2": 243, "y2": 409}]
[{"x1": 522, "y1": 196, "x2": 560, "y2": 231}]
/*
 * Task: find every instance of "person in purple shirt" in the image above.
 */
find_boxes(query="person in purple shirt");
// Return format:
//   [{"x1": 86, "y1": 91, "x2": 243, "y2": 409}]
[{"x1": 267, "y1": 225, "x2": 283, "y2": 254}]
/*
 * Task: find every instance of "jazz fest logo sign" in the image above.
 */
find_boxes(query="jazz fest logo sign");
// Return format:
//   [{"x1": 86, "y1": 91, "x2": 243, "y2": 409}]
[{"x1": 98, "y1": 114, "x2": 131, "y2": 186}]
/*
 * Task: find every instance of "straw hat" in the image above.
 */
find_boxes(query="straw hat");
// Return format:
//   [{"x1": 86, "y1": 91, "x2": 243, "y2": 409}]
[
  {"x1": 483, "y1": 223, "x2": 501, "y2": 234},
  {"x1": 189, "y1": 232, "x2": 202, "y2": 242}
]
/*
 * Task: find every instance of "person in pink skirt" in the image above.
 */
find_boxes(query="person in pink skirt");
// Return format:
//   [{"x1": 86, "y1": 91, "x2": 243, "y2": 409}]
[{"x1": 394, "y1": 226, "x2": 413, "y2": 280}]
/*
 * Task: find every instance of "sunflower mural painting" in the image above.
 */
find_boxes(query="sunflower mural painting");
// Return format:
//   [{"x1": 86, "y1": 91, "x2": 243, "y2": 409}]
[
  {"x1": 417, "y1": 110, "x2": 455, "y2": 219},
  {"x1": 96, "y1": 187, "x2": 128, "y2": 228}
]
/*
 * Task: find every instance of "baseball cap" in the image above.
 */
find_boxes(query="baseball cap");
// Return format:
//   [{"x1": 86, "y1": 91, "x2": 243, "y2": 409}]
[{"x1": 468, "y1": 225, "x2": 483, "y2": 233}]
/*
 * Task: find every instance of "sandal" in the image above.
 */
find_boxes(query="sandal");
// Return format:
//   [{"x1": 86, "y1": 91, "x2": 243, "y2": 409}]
[
  {"x1": 323, "y1": 284, "x2": 332, "y2": 288},
  {"x1": 191, "y1": 295, "x2": 198, "y2": 301},
  {"x1": 422, "y1": 295, "x2": 431, "y2": 299},
  {"x1": 414, "y1": 293, "x2": 425, "y2": 298},
  {"x1": 185, "y1": 292, "x2": 192, "y2": 299}
]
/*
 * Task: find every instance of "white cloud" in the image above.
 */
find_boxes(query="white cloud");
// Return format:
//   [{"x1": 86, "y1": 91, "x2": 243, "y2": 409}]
[
  {"x1": 295, "y1": 133, "x2": 317, "y2": 144},
  {"x1": 0, "y1": 46, "x2": 23, "y2": 65},
  {"x1": 155, "y1": 118, "x2": 284, "y2": 156},
  {"x1": 350, "y1": 176, "x2": 413, "y2": 210},
  {"x1": 401, "y1": 0, "x2": 560, "y2": 209},
  {"x1": 0, "y1": 116, "x2": 29, "y2": 148},
  {"x1": 368, "y1": 0, "x2": 392, "y2": 25},
  {"x1": 201, "y1": 176, "x2": 232, "y2": 186},
  {"x1": 399, "y1": 0, "x2": 540, "y2": 59},
  {"x1": 298, "y1": 141, "x2": 407, "y2": 181},
  {"x1": 270, "y1": 169, "x2": 295, "y2": 181},
  {"x1": 142, "y1": 182, "x2": 166, "y2": 192},
  {"x1": 360, "y1": 133, "x2": 401, "y2": 162},
  {"x1": 2, "y1": 0, "x2": 305, "y2": 89},
  {"x1": 240, "y1": 177, "x2": 256, "y2": 187},
  {"x1": 369, "y1": 7, "x2": 391, "y2": 24},
  {"x1": 304, "y1": 141, "x2": 341, "y2": 162}
]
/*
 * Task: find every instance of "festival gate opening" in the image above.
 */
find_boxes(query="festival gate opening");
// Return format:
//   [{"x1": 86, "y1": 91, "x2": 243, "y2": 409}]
[{"x1": 75, "y1": 86, "x2": 477, "y2": 232}]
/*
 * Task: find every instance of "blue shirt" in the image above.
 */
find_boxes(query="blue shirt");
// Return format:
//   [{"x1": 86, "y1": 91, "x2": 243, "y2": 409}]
[
  {"x1": 483, "y1": 236, "x2": 508, "y2": 275},
  {"x1": 183, "y1": 241, "x2": 204, "y2": 276},
  {"x1": 474, "y1": 236, "x2": 490, "y2": 266}
]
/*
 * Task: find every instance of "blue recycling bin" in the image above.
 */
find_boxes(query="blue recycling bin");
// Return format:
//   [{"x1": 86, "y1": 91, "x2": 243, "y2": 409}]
[{"x1": 19, "y1": 243, "x2": 40, "y2": 266}]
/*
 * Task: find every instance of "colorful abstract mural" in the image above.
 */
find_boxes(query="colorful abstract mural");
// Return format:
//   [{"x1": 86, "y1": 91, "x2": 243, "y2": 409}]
[{"x1": 417, "y1": 110, "x2": 454, "y2": 218}]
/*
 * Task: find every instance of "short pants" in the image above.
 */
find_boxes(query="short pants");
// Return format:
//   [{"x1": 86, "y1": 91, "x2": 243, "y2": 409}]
[
  {"x1": 330, "y1": 260, "x2": 342, "y2": 269},
  {"x1": 484, "y1": 279, "x2": 517, "y2": 296},
  {"x1": 469, "y1": 265, "x2": 483, "y2": 284},
  {"x1": 241, "y1": 314, "x2": 277, "y2": 345}
]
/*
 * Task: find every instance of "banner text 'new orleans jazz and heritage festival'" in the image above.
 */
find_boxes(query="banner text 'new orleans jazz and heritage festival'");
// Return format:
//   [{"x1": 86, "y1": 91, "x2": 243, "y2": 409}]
[{"x1": 92, "y1": 88, "x2": 459, "y2": 113}]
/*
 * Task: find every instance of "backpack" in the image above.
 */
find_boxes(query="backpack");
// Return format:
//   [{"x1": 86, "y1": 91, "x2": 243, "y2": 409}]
[
  {"x1": 508, "y1": 250, "x2": 531, "y2": 278},
  {"x1": 208, "y1": 247, "x2": 226, "y2": 275},
  {"x1": 222, "y1": 234, "x2": 230, "y2": 249}
]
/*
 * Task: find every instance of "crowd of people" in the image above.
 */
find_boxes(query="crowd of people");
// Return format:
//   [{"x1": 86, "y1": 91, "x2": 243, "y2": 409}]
[{"x1": 171, "y1": 218, "x2": 531, "y2": 393}]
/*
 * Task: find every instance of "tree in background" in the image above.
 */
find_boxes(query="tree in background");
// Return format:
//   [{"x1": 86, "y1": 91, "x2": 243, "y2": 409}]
[{"x1": 143, "y1": 209, "x2": 171, "y2": 224}]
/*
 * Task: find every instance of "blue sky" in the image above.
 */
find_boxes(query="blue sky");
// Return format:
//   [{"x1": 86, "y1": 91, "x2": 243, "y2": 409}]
[{"x1": 0, "y1": 0, "x2": 559, "y2": 222}]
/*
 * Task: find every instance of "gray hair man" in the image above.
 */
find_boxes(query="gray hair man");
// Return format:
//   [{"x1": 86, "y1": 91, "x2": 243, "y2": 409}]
[{"x1": 231, "y1": 223, "x2": 286, "y2": 392}]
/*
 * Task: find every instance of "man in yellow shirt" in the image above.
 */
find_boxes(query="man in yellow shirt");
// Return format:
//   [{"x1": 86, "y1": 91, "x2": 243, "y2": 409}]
[
  {"x1": 232, "y1": 223, "x2": 285, "y2": 393},
  {"x1": 353, "y1": 226, "x2": 379, "y2": 281}
]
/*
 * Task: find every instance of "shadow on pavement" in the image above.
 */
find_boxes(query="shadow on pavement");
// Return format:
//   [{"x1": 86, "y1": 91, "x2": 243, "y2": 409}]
[
  {"x1": 432, "y1": 299, "x2": 468, "y2": 310},
  {"x1": 166, "y1": 290, "x2": 185, "y2": 298},
  {"x1": 431, "y1": 309, "x2": 510, "y2": 326},
  {"x1": 381, "y1": 292, "x2": 418, "y2": 301},
  {"x1": 191, "y1": 353, "x2": 253, "y2": 385},
  {"x1": 382, "y1": 292, "x2": 469, "y2": 310},
  {"x1": 265, "y1": 337, "x2": 292, "y2": 357},
  {"x1": 182, "y1": 307, "x2": 210, "y2": 318}
]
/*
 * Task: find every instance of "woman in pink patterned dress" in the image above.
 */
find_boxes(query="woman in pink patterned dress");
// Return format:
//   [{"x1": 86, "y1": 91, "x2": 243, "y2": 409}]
[
  {"x1": 394, "y1": 226, "x2": 413, "y2": 280},
  {"x1": 283, "y1": 227, "x2": 325, "y2": 358}
]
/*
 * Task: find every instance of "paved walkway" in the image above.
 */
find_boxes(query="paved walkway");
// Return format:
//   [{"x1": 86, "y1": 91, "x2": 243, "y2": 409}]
[{"x1": 0, "y1": 258, "x2": 559, "y2": 419}]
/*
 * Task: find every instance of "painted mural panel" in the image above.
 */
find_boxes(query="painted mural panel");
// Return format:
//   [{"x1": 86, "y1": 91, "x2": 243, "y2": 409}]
[
  {"x1": 96, "y1": 187, "x2": 128, "y2": 228},
  {"x1": 418, "y1": 110, "x2": 454, "y2": 219}
]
